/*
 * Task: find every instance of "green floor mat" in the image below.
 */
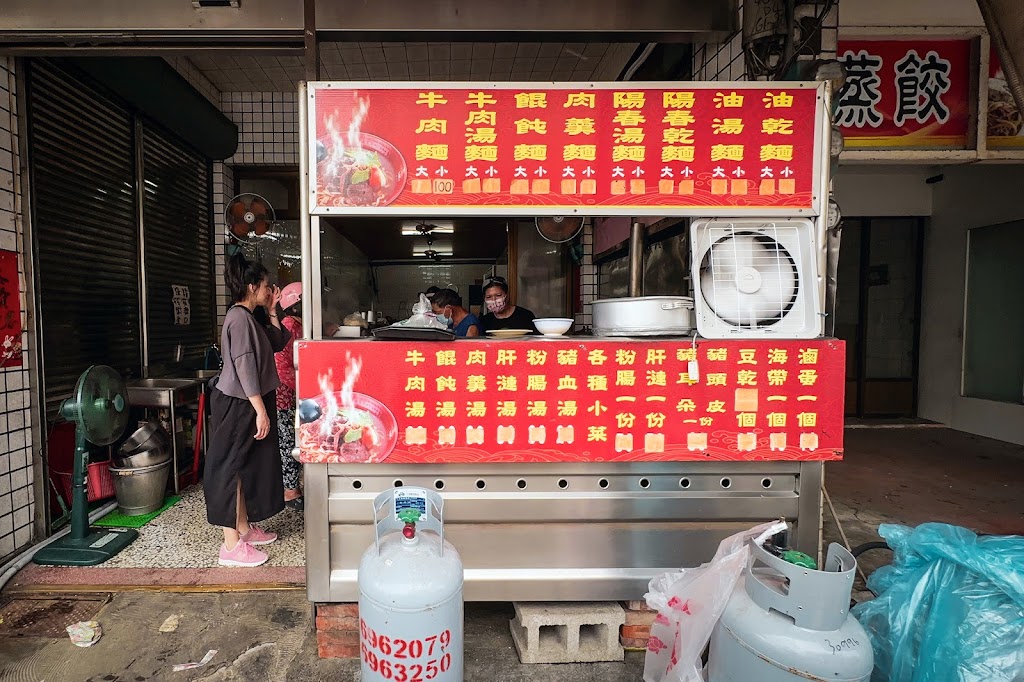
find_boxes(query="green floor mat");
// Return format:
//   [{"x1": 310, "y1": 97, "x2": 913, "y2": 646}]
[{"x1": 93, "y1": 496, "x2": 182, "y2": 529}]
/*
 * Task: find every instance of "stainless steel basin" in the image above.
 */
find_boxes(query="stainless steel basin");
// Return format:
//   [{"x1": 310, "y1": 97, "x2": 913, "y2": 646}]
[{"x1": 126, "y1": 378, "x2": 203, "y2": 408}]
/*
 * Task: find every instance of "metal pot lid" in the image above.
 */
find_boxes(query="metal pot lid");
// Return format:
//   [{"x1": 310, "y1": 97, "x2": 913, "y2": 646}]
[{"x1": 592, "y1": 296, "x2": 694, "y2": 304}]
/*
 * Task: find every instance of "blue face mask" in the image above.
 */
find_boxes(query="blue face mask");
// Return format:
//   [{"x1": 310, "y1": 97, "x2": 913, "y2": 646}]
[{"x1": 436, "y1": 308, "x2": 453, "y2": 328}]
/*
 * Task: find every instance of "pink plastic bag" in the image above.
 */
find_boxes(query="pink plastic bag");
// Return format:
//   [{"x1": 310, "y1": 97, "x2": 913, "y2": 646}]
[{"x1": 643, "y1": 521, "x2": 787, "y2": 682}]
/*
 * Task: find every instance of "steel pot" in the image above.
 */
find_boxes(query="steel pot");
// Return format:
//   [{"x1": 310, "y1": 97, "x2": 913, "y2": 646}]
[
  {"x1": 120, "y1": 422, "x2": 170, "y2": 457},
  {"x1": 592, "y1": 296, "x2": 694, "y2": 337},
  {"x1": 114, "y1": 447, "x2": 170, "y2": 469}
]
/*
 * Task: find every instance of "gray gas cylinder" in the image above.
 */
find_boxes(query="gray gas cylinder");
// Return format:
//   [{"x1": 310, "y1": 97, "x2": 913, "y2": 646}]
[
  {"x1": 709, "y1": 541, "x2": 873, "y2": 682},
  {"x1": 358, "y1": 488, "x2": 464, "y2": 682}
]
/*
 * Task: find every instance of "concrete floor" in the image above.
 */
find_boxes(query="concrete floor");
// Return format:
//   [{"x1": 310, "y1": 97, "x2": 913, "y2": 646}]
[
  {"x1": 1, "y1": 426, "x2": 1021, "y2": 681},
  {"x1": 0, "y1": 592, "x2": 645, "y2": 681}
]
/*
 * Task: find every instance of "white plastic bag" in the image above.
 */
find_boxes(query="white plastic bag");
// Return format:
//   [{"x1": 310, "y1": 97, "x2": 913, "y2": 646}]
[
  {"x1": 397, "y1": 293, "x2": 448, "y2": 330},
  {"x1": 643, "y1": 521, "x2": 787, "y2": 682}
]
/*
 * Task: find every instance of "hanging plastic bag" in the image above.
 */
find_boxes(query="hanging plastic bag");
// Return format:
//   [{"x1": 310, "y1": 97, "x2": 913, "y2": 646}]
[
  {"x1": 852, "y1": 523, "x2": 1024, "y2": 682},
  {"x1": 396, "y1": 294, "x2": 448, "y2": 330},
  {"x1": 643, "y1": 520, "x2": 786, "y2": 682}
]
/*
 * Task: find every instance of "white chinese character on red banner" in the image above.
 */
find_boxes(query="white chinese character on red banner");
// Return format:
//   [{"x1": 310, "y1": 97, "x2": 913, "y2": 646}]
[
  {"x1": 837, "y1": 50, "x2": 884, "y2": 128},
  {"x1": 893, "y1": 50, "x2": 952, "y2": 126}
]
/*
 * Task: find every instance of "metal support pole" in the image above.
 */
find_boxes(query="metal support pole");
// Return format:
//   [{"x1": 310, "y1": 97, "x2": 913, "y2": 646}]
[
  {"x1": 299, "y1": 83, "x2": 313, "y2": 340},
  {"x1": 628, "y1": 221, "x2": 645, "y2": 298},
  {"x1": 303, "y1": 0, "x2": 319, "y2": 82}
]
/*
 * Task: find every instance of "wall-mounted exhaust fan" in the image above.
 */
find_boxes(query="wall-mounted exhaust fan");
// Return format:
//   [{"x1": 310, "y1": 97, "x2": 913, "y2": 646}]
[
  {"x1": 536, "y1": 216, "x2": 584, "y2": 244},
  {"x1": 690, "y1": 218, "x2": 822, "y2": 339},
  {"x1": 225, "y1": 193, "x2": 276, "y2": 244}
]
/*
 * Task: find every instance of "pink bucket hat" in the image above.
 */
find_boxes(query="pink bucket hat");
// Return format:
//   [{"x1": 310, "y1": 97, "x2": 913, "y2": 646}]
[{"x1": 280, "y1": 282, "x2": 302, "y2": 310}]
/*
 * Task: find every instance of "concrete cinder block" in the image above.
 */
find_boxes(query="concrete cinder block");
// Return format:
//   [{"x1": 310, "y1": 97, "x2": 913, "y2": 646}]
[{"x1": 510, "y1": 602, "x2": 625, "y2": 664}]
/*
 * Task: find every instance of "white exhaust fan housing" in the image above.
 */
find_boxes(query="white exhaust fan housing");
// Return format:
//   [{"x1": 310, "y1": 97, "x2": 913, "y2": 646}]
[{"x1": 690, "y1": 218, "x2": 822, "y2": 339}]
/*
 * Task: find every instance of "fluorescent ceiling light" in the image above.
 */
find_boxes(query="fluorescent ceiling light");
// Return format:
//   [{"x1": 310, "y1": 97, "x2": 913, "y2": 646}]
[
  {"x1": 413, "y1": 246, "x2": 454, "y2": 257},
  {"x1": 401, "y1": 220, "x2": 455, "y2": 235}
]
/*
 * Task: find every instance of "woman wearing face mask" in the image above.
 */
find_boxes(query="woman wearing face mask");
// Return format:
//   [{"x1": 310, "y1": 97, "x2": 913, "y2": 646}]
[
  {"x1": 430, "y1": 288, "x2": 480, "y2": 337},
  {"x1": 479, "y1": 275, "x2": 537, "y2": 333}
]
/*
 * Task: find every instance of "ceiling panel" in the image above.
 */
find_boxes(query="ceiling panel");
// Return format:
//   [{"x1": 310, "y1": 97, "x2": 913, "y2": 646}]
[
  {"x1": 187, "y1": 41, "x2": 638, "y2": 92},
  {"x1": 327, "y1": 217, "x2": 509, "y2": 261}
]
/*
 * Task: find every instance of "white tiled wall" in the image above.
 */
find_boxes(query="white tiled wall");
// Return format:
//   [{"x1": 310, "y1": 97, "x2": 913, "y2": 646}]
[
  {"x1": 0, "y1": 57, "x2": 35, "y2": 562},
  {"x1": 575, "y1": 221, "x2": 596, "y2": 330},
  {"x1": 165, "y1": 57, "x2": 221, "y2": 107},
  {"x1": 693, "y1": 31, "x2": 747, "y2": 82},
  {"x1": 692, "y1": 1, "x2": 839, "y2": 82},
  {"x1": 374, "y1": 264, "x2": 491, "y2": 321},
  {"x1": 213, "y1": 162, "x2": 234, "y2": 331},
  {"x1": 220, "y1": 92, "x2": 300, "y2": 166}
]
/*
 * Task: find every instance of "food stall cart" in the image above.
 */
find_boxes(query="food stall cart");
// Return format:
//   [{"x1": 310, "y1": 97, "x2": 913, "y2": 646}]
[{"x1": 296, "y1": 80, "x2": 841, "y2": 602}]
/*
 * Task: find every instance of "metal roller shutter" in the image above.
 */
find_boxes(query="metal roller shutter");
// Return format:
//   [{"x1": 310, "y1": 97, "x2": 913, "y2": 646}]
[
  {"x1": 142, "y1": 125, "x2": 214, "y2": 367},
  {"x1": 26, "y1": 59, "x2": 140, "y2": 418}
]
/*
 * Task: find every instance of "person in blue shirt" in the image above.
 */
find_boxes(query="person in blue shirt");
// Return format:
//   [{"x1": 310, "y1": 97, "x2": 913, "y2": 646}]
[{"x1": 431, "y1": 288, "x2": 480, "y2": 337}]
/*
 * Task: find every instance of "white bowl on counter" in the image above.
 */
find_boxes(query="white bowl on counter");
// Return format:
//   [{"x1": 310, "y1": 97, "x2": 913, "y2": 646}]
[{"x1": 533, "y1": 318, "x2": 574, "y2": 336}]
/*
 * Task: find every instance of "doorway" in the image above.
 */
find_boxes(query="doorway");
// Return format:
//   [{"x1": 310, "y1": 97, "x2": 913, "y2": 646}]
[{"x1": 836, "y1": 217, "x2": 925, "y2": 417}]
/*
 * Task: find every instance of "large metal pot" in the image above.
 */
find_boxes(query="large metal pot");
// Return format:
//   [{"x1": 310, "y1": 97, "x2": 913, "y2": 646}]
[
  {"x1": 592, "y1": 296, "x2": 694, "y2": 337},
  {"x1": 118, "y1": 422, "x2": 170, "y2": 467},
  {"x1": 109, "y1": 459, "x2": 171, "y2": 516},
  {"x1": 114, "y1": 447, "x2": 170, "y2": 469},
  {"x1": 120, "y1": 421, "x2": 169, "y2": 454}
]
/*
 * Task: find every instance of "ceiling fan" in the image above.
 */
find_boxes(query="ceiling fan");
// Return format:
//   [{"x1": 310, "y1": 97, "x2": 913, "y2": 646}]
[{"x1": 536, "y1": 216, "x2": 584, "y2": 243}]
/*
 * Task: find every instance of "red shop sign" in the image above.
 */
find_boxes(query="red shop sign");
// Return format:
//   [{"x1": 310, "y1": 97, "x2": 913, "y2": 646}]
[
  {"x1": 307, "y1": 83, "x2": 825, "y2": 216},
  {"x1": 0, "y1": 250, "x2": 21, "y2": 369},
  {"x1": 837, "y1": 39, "x2": 972, "y2": 149},
  {"x1": 295, "y1": 339, "x2": 845, "y2": 465}
]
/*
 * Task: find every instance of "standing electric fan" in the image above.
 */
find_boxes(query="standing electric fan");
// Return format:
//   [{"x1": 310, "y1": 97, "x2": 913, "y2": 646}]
[{"x1": 34, "y1": 366, "x2": 138, "y2": 566}]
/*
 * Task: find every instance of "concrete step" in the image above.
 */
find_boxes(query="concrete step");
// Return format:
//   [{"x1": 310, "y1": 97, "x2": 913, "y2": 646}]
[{"x1": 510, "y1": 602, "x2": 625, "y2": 664}]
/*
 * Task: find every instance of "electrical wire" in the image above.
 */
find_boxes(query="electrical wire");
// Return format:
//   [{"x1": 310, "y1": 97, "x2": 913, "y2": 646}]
[
  {"x1": 776, "y1": 0, "x2": 839, "y2": 79},
  {"x1": 622, "y1": 43, "x2": 657, "y2": 82}
]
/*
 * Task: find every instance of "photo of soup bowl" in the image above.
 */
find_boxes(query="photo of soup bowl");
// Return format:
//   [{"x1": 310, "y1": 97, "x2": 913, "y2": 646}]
[
  {"x1": 315, "y1": 133, "x2": 408, "y2": 208},
  {"x1": 298, "y1": 391, "x2": 399, "y2": 463}
]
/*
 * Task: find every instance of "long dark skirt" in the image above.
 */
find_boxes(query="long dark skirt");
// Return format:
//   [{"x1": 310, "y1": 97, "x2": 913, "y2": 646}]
[{"x1": 204, "y1": 385, "x2": 285, "y2": 528}]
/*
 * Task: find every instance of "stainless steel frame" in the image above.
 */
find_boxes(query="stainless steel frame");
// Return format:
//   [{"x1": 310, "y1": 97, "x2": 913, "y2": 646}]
[
  {"x1": 299, "y1": 78, "x2": 835, "y2": 603},
  {"x1": 306, "y1": 460, "x2": 824, "y2": 602}
]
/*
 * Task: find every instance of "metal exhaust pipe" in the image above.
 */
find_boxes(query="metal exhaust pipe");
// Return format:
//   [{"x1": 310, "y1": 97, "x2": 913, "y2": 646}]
[{"x1": 628, "y1": 221, "x2": 645, "y2": 298}]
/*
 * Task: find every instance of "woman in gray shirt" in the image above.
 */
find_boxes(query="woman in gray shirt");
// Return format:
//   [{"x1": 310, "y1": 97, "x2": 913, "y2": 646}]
[{"x1": 204, "y1": 253, "x2": 291, "y2": 567}]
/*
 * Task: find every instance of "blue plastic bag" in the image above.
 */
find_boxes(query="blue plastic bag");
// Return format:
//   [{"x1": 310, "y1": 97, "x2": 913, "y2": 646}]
[{"x1": 851, "y1": 523, "x2": 1024, "y2": 682}]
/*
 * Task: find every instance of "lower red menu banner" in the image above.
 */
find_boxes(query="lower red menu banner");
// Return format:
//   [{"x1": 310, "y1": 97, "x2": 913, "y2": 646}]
[{"x1": 295, "y1": 339, "x2": 845, "y2": 464}]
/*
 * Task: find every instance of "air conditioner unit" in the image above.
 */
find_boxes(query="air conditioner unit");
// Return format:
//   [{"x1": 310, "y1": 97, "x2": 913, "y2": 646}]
[{"x1": 690, "y1": 218, "x2": 823, "y2": 339}]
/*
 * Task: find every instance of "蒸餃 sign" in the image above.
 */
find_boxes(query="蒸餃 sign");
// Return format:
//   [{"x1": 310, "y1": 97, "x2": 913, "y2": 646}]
[
  {"x1": 307, "y1": 83, "x2": 825, "y2": 216},
  {"x1": 836, "y1": 39, "x2": 973, "y2": 149},
  {"x1": 295, "y1": 339, "x2": 845, "y2": 465}
]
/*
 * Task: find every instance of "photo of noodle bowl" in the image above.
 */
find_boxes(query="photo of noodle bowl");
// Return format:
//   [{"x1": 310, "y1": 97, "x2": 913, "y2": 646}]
[
  {"x1": 316, "y1": 132, "x2": 408, "y2": 208},
  {"x1": 987, "y1": 88, "x2": 1023, "y2": 138},
  {"x1": 298, "y1": 392, "x2": 399, "y2": 463}
]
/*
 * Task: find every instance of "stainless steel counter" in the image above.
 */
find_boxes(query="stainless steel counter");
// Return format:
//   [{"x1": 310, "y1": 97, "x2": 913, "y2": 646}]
[{"x1": 305, "y1": 459, "x2": 822, "y2": 602}]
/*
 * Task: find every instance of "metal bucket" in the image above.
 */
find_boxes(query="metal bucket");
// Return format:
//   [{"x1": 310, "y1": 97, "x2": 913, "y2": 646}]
[{"x1": 108, "y1": 460, "x2": 171, "y2": 516}]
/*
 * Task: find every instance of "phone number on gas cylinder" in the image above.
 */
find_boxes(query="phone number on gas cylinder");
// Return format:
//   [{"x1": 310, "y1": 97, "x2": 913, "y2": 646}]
[{"x1": 361, "y1": 620, "x2": 454, "y2": 681}]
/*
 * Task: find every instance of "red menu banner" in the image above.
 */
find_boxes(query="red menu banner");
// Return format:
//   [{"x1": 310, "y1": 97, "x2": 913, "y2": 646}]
[
  {"x1": 0, "y1": 250, "x2": 21, "y2": 368},
  {"x1": 295, "y1": 339, "x2": 844, "y2": 465},
  {"x1": 837, "y1": 39, "x2": 972, "y2": 149},
  {"x1": 307, "y1": 83, "x2": 824, "y2": 216}
]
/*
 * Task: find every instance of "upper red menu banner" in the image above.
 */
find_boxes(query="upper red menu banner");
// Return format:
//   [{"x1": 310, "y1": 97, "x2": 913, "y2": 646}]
[{"x1": 306, "y1": 83, "x2": 825, "y2": 216}]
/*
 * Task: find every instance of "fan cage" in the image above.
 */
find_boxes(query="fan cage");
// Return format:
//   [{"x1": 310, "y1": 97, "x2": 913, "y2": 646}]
[{"x1": 699, "y1": 223, "x2": 802, "y2": 329}]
